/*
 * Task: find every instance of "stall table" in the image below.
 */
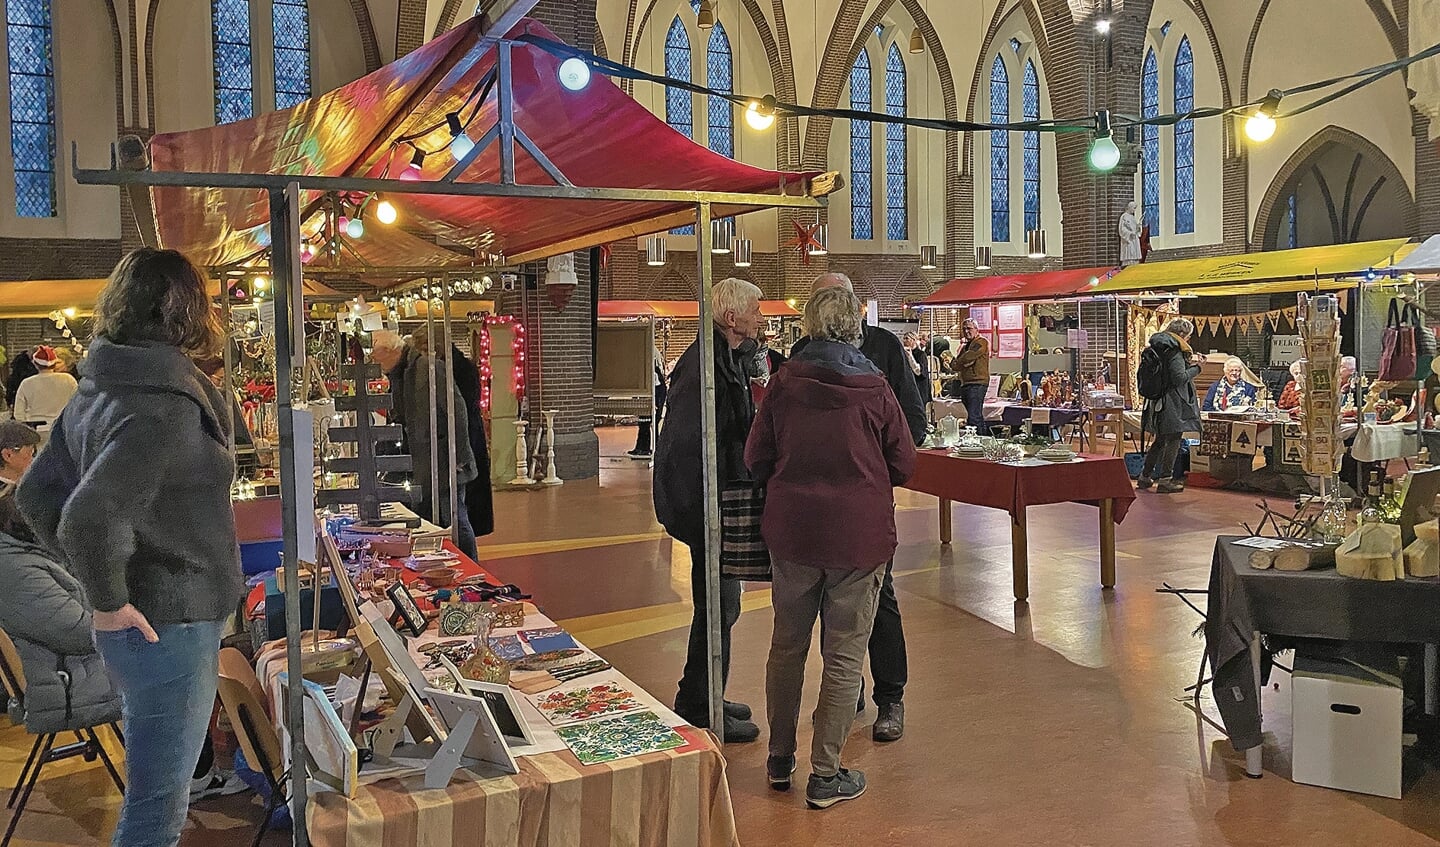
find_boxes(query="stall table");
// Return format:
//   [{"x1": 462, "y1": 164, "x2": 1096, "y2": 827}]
[
  {"x1": 255, "y1": 541, "x2": 740, "y2": 847},
  {"x1": 1204, "y1": 536, "x2": 1440, "y2": 778},
  {"x1": 902, "y1": 451, "x2": 1136, "y2": 600},
  {"x1": 1352, "y1": 421, "x2": 1420, "y2": 463},
  {"x1": 929, "y1": 398, "x2": 1086, "y2": 435}
]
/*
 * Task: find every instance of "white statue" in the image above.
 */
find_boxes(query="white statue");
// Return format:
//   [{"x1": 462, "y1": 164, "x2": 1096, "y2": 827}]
[{"x1": 1118, "y1": 201, "x2": 1142, "y2": 267}]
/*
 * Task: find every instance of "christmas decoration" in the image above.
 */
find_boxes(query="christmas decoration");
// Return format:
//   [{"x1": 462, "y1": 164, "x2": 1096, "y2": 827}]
[
  {"x1": 478, "y1": 315, "x2": 527, "y2": 412},
  {"x1": 784, "y1": 220, "x2": 825, "y2": 265}
]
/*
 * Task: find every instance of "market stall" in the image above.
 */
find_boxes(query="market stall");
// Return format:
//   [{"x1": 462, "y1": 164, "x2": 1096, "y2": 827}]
[{"x1": 76, "y1": 11, "x2": 835, "y2": 845}]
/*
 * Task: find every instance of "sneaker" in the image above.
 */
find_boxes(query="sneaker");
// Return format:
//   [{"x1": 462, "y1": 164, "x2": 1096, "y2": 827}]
[
  {"x1": 767, "y1": 755, "x2": 797, "y2": 791},
  {"x1": 1156, "y1": 479, "x2": 1185, "y2": 494},
  {"x1": 190, "y1": 768, "x2": 248, "y2": 803},
  {"x1": 724, "y1": 700, "x2": 752, "y2": 721},
  {"x1": 872, "y1": 703, "x2": 904, "y2": 742},
  {"x1": 723, "y1": 715, "x2": 760, "y2": 743},
  {"x1": 625, "y1": 449, "x2": 652, "y2": 459},
  {"x1": 806, "y1": 768, "x2": 867, "y2": 809},
  {"x1": 1135, "y1": 476, "x2": 1153, "y2": 490}
]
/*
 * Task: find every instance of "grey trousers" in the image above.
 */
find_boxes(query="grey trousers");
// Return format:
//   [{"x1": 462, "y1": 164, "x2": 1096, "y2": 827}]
[{"x1": 766, "y1": 559, "x2": 884, "y2": 778}]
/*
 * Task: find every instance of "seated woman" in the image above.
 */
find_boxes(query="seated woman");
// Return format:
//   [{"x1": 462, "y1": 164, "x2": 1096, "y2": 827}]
[
  {"x1": 1203, "y1": 357, "x2": 1258, "y2": 411},
  {"x1": 1277, "y1": 360, "x2": 1304, "y2": 412}
]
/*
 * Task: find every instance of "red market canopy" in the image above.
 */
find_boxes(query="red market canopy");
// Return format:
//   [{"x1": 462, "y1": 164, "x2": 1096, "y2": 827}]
[
  {"x1": 144, "y1": 16, "x2": 834, "y2": 276},
  {"x1": 920, "y1": 266, "x2": 1121, "y2": 307},
  {"x1": 599, "y1": 299, "x2": 799, "y2": 318}
]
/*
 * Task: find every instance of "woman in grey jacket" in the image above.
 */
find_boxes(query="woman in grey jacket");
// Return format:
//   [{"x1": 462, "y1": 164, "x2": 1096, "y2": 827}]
[
  {"x1": 0, "y1": 495, "x2": 120, "y2": 734},
  {"x1": 18, "y1": 248, "x2": 243, "y2": 847}
]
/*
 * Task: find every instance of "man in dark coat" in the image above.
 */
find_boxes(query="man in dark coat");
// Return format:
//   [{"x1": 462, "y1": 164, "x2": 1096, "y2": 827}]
[
  {"x1": 789, "y1": 272, "x2": 926, "y2": 743},
  {"x1": 449, "y1": 344, "x2": 495, "y2": 538},
  {"x1": 1139, "y1": 318, "x2": 1202, "y2": 494},
  {"x1": 653, "y1": 278, "x2": 764, "y2": 743}
]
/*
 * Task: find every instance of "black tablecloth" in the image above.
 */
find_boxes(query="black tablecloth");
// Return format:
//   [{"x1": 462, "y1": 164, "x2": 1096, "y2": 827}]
[{"x1": 1204, "y1": 537, "x2": 1440, "y2": 749}]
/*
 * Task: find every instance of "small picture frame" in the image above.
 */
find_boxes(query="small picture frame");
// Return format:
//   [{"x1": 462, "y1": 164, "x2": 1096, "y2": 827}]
[
  {"x1": 436, "y1": 655, "x2": 535, "y2": 746},
  {"x1": 386, "y1": 580, "x2": 429, "y2": 637}
]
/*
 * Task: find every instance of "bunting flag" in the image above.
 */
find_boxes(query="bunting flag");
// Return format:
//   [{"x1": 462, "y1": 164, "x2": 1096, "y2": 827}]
[
  {"x1": 1284, "y1": 306, "x2": 1298, "y2": 326},
  {"x1": 1268, "y1": 310, "x2": 1281, "y2": 331},
  {"x1": 1221, "y1": 316, "x2": 1236, "y2": 335}
]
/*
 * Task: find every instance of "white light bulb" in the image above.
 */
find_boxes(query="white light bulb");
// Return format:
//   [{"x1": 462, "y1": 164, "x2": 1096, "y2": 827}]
[
  {"x1": 376, "y1": 199, "x2": 397, "y2": 225},
  {"x1": 745, "y1": 101, "x2": 775, "y2": 131},
  {"x1": 1245, "y1": 112, "x2": 1276, "y2": 142},
  {"x1": 449, "y1": 132, "x2": 474, "y2": 160},
  {"x1": 1095, "y1": 18, "x2": 1111, "y2": 33},
  {"x1": 1088, "y1": 135, "x2": 1121, "y2": 172},
  {"x1": 558, "y1": 57, "x2": 591, "y2": 91},
  {"x1": 346, "y1": 217, "x2": 365, "y2": 238}
]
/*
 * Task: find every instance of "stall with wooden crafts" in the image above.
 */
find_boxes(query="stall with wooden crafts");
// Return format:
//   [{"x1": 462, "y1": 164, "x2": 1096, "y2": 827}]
[{"x1": 75, "y1": 8, "x2": 837, "y2": 845}]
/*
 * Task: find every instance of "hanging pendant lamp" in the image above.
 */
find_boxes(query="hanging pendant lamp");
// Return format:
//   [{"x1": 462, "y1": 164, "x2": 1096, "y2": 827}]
[
  {"x1": 733, "y1": 238, "x2": 753, "y2": 267},
  {"x1": 975, "y1": 246, "x2": 993, "y2": 271},
  {"x1": 909, "y1": 28, "x2": 925, "y2": 54},
  {"x1": 809, "y1": 224, "x2": 828, "y2": 256},
  {"x1": 646, "y1": 235, "x2": 667, "y2": 266},
  {"x1": 920, "y1": 245, "x2": 938, "y2": 270},
  {"x1": 697, "y1": 0, "x2": 715, "y2": 29},
  {"x1": 1026, "y1": 229, "x2": 1047, "y2": 259},
  {"x1": 711, "y1": 218, "x2": 733, "y2": 254}
]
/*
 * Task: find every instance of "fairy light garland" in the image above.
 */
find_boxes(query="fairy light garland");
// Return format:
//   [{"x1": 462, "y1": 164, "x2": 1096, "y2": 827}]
[{"x1": 477, "y1": 315, "x2": 527, "y2": 411}]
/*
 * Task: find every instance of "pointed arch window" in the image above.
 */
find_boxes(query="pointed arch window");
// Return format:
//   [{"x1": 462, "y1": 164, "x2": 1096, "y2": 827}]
[
  {"x1": 884, "y1": 44, "x2": 908, "y2": 241},
  {"x1": 706, "y1": 23, "x2": 733, "y2": 158},
  {"x1": 1173, "y1": 36, "x2": 1195, "y2": 234},
  {"x1": 7, "y1": 0, "x2": 56, "y2": 217},
  {"x1": 989, "y1": 55, "x2": 1009, "y2": 243},
  {"x1": 212, "y1": 0, "x2": 253, "y2": 124},
  {"x1": 1286, "y1": 192, "x2": 1298, "y2": 249},
  {"x1": 272, "y1": 0, "x2": 310, "y2": 109},
  {"x1": 850, "y1": 49, "x2": 873, "y2": 240},
  {"x1": 1022, "y1": 59, "x2": 1040, "y2": 234},
  {"x1": 1141, "y1": 48, "x2": 1160, "y2": 234},
  {"x1": 665, "y1": 17, "x2": 694, "y2": 234}
]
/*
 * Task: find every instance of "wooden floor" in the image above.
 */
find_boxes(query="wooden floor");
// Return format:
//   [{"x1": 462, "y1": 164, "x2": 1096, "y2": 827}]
[{"x1": 4, "y1": 426, "x2": 1438, "y2": 846}]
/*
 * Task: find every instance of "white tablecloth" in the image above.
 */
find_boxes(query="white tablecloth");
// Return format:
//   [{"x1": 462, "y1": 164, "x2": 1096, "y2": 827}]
[{"x1": 1351, "y1": 422, "x2": 1421, "y2": 463}]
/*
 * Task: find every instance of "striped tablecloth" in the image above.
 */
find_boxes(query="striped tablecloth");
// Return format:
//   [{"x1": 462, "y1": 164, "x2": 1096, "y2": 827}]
[{"x1": 305, "y1": 726, "x2": 739, "y2": 847}]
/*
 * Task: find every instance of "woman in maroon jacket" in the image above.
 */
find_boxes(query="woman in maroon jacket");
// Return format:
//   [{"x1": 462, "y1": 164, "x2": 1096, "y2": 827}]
[{"x1": 745, "y1": 285, "x2": 917, "y2": 810}]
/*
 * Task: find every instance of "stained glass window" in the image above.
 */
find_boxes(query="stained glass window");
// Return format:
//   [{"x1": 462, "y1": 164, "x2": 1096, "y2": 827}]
[
  {"x1": 1161, "y1": 21, "x2": 1172, "y2": 37},
  {"x1": 989, "y1": 56, "x2": 1009, "y2": 243},
  {"x1": 1141, "y1": 48, "x2": 1160, "y2": 234},
  {"x1": 1022, "y1": 59, "x2": 1040, "y2": 235},
  {"x1": 665, "y1": 17, "x2": 694, "y2": 234},
  {"x1": 212, "y1": 0, "x2": 253, "y2": 124},
  {"x1": 706, "y1": 23, "x2": 733, "y2": 158},
  {"x1": 884, "y1": 44, "x2": 907, "y2": 241},
  {"x1": 850, "y1": 50, "x2": 873, "y2": 240},
  {"x1": 1174, "y1": 36, "x2": 1195, "y2": 234},
  {"x1": 1286, "y1": 193, "x2": 1298, "y2": 249},
  {"x1": 272, "y1": 0, "x2": 310, "y2": 109},
  {"x1": 7, "y1": 0, "x2": 55, "y2": 217},
  {"x1": 1010, "y1": 37, "x2": 1021, "y2": 52}
]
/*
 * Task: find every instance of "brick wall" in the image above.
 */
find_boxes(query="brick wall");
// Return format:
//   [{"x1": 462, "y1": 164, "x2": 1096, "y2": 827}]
[{"x1": 0, "y1": 238, "x2": 121, "y2": 280}]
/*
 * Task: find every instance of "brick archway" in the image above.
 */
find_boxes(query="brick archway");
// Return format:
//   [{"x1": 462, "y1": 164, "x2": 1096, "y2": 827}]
[{"x1": 1252, "y1": 125, "x2": 1417, "y2": 248}]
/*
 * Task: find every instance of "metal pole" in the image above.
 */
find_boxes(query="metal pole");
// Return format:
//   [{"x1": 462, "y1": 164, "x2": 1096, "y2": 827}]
[
  {"x1": 269, "y1": 185, "x2": 308, "y2": 847},
  {"x1": 695, "y1": 201, "x2": 725, "y2": 740},
  {"x1": 497, "y1": 42, "x2": 518, "y2": 185},
  {"x1": 443, "y1": 278, "x2": 460, "y2": 548},
  {"x1": 427, "y1": 283, "x2": 441, "y2": 526},
  {"x1": 220, "y1": 274, "x2": 236, "y2": 463}
]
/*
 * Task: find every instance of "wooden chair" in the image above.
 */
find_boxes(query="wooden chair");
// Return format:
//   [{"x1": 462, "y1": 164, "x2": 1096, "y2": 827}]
[
  {"x1": 216, "y1": 647, "x2": 288, "y2": 847},
  {"x1": 0, "y1": 628, "x2": 123, "y2": 847},
  {"x1": 1087, "y1": 407, "x2": 1126, "y2": 456}
]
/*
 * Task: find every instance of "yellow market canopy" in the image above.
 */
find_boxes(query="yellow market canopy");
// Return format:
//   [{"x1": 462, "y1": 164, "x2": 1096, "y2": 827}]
[{"x1": 1090, "y1": 238, "x2": 1413, "y2": 297}]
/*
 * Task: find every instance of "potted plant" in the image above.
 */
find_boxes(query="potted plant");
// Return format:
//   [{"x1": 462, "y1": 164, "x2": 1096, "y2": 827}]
[{"x1": 1011, "y1": 429, "x2": 1052, "y2": 456}]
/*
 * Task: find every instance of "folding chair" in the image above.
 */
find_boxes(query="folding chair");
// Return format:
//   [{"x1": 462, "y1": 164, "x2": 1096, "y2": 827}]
[
  {"x1": 0, "y1": 628, "x2": 123, "y2": 847},
  {"x1": 216, "y1": 648, "x2": 289, "y2": 847}
]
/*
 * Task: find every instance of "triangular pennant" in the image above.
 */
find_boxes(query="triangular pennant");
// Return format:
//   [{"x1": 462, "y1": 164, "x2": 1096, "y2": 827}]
[
  {"x1": 1267, "y1": 310, "x2": 1281, "y2": 331},
  {"x1": 1239, "y1": 314, "x2": 1253, "y2": 334},
  {"x1": 1221, "y1": 316, "x2": 1236, "y2": 335},
  {"x1": 1208, "y1": 316, "x2": 1221, "y2": 334},
  {"x1": 1284, "y1": 307, "x2": 1298, "y2": 327}
]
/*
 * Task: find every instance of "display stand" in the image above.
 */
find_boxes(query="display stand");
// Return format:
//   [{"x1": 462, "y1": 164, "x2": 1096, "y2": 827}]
[
  {"x1": 318, "y1": 362, "x2": 418, "y2": 522},
  {"x1": 541, "y1": 410, "x2": 562, "y2": 485},
  {"x1": 510, "y1": 418, "x2": 532, "y2": 485}
]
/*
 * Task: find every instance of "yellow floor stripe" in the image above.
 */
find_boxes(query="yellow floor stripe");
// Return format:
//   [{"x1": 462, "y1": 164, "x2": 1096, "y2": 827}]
[
  {"x1": 476, "y1": 531, "x2": 669, "y2": 560},
  {"x1": 559, "y1": 590, "x2": 773, "y2": 648}
]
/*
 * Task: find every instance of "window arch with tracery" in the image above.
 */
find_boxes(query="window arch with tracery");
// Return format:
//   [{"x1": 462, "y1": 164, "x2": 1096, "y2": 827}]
[
  {"x1": 850, "y1": 49, "x2": 873, "y2": 240},
  {"x1": 272, "y1": 0, "x2": 310, "y2": 109},
  {"x1": 1141, "y1": 48, "x2": 1160, "y2": 234},
  {"x1": 1022, "y1": 59, "x2": 1040, "y2": 235},
  {"x1": 884, "y1": 44, "x2": 907, "y2": 241},
  {"x1": 706, "y1": 23, "x2": 733, "y2": 158},
  {"x1": 665, "y1": 16, "x2": 694, "y2": 234},
  {"x1": 1173, "y1": 36, "x2": 1195, "y2": 234},
  {"x1": 989, "y1": 55, "x2": 1009, "y2": 244}
]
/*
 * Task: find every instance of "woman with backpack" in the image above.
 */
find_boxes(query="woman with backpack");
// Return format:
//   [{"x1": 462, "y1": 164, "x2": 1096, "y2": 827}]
[{"x1": 1137, "y1": 318, "x2": 1202, "y2": 493}]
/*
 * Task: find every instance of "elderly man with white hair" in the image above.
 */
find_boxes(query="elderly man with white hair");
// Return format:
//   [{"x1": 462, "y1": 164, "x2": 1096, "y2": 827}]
[
  {"x1": 653, "y1": 277, "x2": 764, "y2": 742},
  {"x1": 370, "y1": 329, "x2": 480, "y2": 559},
  {"x1": 787, "y1": 271, "x2": 924, "y2": 743}
]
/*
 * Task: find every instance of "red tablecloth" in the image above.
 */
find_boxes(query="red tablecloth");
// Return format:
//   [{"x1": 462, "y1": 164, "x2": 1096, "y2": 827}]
[{"x1": 903, "y1": 451, "x2": 1136, "y2": 521}]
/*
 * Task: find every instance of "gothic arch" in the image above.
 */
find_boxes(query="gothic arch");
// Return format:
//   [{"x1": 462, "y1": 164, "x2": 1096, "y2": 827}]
[
  {"x1": 1253, "y1": 125, "x2": 1416, "y2": 248},
  {"x1": 1243, "y1": 0, "x2": 1402, "y2": 105}
]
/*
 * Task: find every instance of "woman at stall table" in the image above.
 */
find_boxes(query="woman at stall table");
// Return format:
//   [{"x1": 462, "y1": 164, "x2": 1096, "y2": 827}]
[
  {"x1": 1138, "y1": 318, "x2": 1203, "y2": 494},
  {"x1": 1277, "y1": 360, "x2": 1304, "y2": 413},
  {"x1": 1202, "y1": 357, "x2": 1258, "y2": 411},
  {"x1": 17, "y1": 248, "x2": 245, "y2": 847},
  {"x1": 745, "y1": 285, "x2": 916, "y2": 810}
]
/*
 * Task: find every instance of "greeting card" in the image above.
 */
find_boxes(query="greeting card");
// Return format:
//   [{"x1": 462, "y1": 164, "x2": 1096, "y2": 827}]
[
  {"x1": 533, "y1": 682, "x2": 646, "y2": 727},
  {"x1": 555, "y1": 710, "x2": 686, "y2": 765}
]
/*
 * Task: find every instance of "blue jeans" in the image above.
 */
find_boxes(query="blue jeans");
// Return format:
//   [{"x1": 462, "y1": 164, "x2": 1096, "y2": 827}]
[
  {"x1": 94, "y1": 620, "x2": 223, "y2": 847},
  {"x1": 959, "y1": 383, "x2": 989, "y2": 434}
]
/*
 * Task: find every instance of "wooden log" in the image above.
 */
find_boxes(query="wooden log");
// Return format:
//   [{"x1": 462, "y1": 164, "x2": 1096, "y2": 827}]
[
  {"x1": 1249, "y1": 550, "x2": 1276, "y2": 570},
  {"x1": 1274, "y1": 544, "x2": 1337, "y2": 572}
]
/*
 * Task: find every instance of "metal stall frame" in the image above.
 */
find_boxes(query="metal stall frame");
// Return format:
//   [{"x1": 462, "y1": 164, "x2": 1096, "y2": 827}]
[{"x1": 73, "y1": 55, "x2": 826, "y2": 844}]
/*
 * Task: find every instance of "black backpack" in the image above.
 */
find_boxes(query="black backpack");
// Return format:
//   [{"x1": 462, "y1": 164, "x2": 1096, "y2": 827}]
[{"x1": 1136, "y1": 345, "x2": 1174, "y2": 401}]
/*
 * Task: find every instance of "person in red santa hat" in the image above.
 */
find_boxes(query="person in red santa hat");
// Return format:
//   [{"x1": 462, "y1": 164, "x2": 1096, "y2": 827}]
[{"x1": 12, "y1": 346, "x2": 77, "y2": 430}]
